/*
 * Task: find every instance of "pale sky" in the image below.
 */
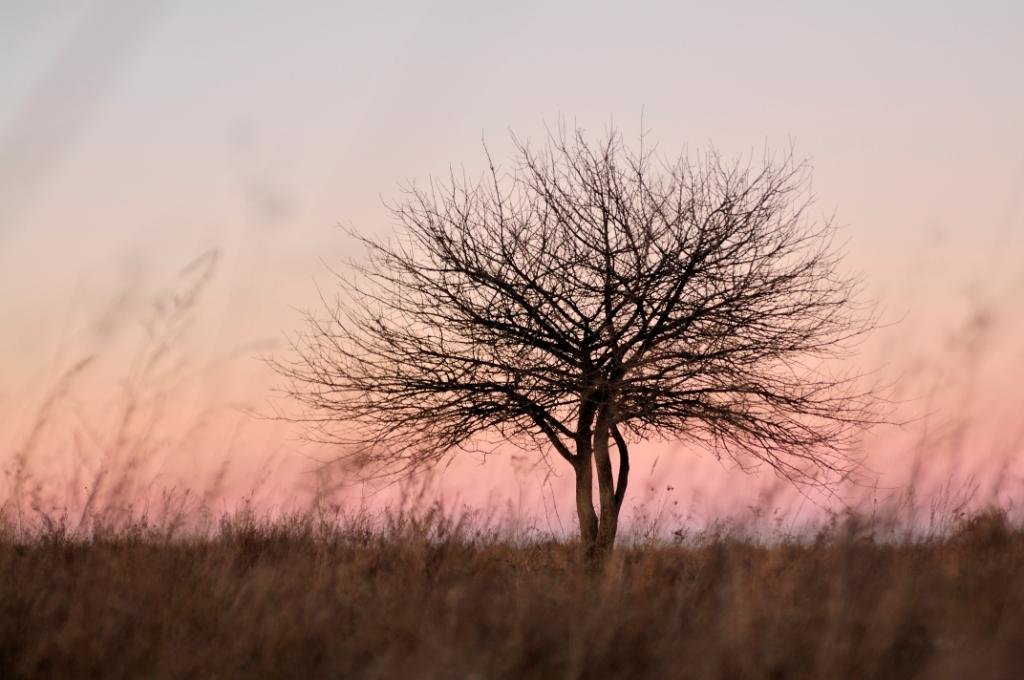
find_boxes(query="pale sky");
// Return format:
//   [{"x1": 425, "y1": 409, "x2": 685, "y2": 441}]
[{"x1": 2, "y1": 1, "x2": 1023, "y2": 525}]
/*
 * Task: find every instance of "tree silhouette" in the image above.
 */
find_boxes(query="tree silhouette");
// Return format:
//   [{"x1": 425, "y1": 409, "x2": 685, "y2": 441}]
[{"x1": 275, "y1": 126, "x2": 877, "y2": 555}]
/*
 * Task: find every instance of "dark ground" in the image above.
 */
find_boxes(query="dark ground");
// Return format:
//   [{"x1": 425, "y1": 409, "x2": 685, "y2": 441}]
[{"x1": 2, "y1": 509, "x2": 1022, "y2": 679}]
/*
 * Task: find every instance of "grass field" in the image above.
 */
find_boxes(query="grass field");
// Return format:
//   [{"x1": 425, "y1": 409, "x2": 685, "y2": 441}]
[{"x1": 2, "y1": 506, "x2": 1022, "y2": 679}]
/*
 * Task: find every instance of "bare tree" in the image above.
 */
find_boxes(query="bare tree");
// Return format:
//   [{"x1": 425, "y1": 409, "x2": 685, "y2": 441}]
[{"x1": 275, "y1": 126, "x2": 878, "y2": 555}]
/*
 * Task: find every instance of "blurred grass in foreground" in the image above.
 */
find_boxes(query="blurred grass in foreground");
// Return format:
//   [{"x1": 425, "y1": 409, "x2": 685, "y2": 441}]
[{"x1": 2, "y1": 503, "x2": 1023, "y2": 679}]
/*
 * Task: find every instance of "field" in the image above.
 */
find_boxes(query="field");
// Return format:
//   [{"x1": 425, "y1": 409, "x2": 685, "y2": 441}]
[{"x1": 3, "y1": 507, "x2": 1023, "y2": 679}]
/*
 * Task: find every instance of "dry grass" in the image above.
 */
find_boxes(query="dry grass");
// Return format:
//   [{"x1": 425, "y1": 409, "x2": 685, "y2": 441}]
[{"x1": 2, "y1": 506, "x2": 1023, "y2": 679}]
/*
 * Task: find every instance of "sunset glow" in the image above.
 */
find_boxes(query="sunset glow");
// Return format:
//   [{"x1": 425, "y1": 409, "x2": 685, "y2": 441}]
[{"x1": 3, "y1": 1, "x2": 1023, "y2": 529}]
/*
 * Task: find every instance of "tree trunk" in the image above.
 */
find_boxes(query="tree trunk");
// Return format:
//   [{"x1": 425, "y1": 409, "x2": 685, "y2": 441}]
[
  {"x1": 569, "y1": 409, "x2": 630, "y2": 557},
  {"x1": 592, "y1": 410, "x2": 619, "y2": 555},
  {"x1": 573, "y1": 409, "x2": 631, "y2": 557},
  {"x1": 573, "y1": 454, "x2": 598, "y2": 554}
]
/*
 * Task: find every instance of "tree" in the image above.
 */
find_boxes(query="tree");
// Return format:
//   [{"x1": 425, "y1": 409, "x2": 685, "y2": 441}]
[{"x1": 275, "y1": 126, "x2": 877, "y2": 556}]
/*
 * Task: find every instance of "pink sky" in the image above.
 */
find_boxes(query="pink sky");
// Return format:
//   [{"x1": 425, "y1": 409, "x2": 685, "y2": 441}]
[{"x1": 2, "y1": 2, "x2": 1023, "y2": 532}]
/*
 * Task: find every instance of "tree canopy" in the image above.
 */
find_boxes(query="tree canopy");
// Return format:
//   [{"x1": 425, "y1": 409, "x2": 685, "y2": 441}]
[{"x1": 275, "y1": 126, "x2": 878, "y2": 553}]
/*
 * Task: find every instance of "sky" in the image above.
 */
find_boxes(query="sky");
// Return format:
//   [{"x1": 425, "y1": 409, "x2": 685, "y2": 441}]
[{"x1": 2, "y1": 0, "x2": 1023, "y2": 529}]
